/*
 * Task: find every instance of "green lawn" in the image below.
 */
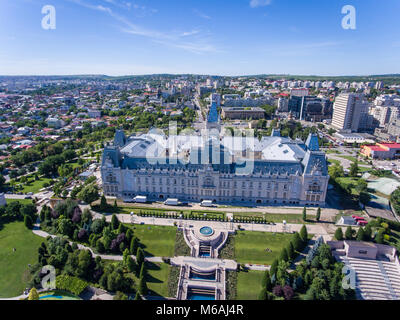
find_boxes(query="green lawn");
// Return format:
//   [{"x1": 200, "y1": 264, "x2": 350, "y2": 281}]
[
  {"x1": 126, "y1": 224, "x2": 176, "y2": 257},
  {"x1": 234, "y1": 231, "x2": 294, "y2": 265},
  {"x1": 0, "y1": 221, "x2": 45, "y2": 298},
  {"x1": 236, "y1": 270, "x2": 264, "y2": 300},
  {"x1": 327, "y1": 159, "x2": 341, "y2": 166},
  {"x1": 6, "y1": 199, "x2": 34, "y2": 205},
  {"x1": 338, "y1": 155, "x2": 369, "y2": 165},
  {"x1": 145, "y1": 262, "x2": 171, "y2": 297},
  {"x1": 335, "y1": 177, "x2": 360, "y2": 195},
  {"x1": 20, "y1": 177, "x2": 52, "y2": 194}
]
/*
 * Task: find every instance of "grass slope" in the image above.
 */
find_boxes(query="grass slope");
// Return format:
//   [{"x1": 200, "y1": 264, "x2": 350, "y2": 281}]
[{"x1": 0, "y1": 221, "x2": 44, "y2": 298}]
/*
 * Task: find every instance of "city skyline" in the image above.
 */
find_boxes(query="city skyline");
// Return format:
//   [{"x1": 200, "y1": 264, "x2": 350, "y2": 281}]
[{"x1": 1, "y1": 0, "x2": 400, "y2": 76}]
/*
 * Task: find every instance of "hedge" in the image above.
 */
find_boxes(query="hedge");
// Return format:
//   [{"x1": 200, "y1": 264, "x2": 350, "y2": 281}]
[{"x1": 56, "y1": 275, "x2": 88, "y2": 296}]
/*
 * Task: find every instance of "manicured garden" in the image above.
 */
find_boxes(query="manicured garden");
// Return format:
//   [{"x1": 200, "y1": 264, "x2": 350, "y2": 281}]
[
  {"x1": 234, "y1": 231, "x2": 294, "y2": 265},
  {"x1": 0, "y1": 221, "x2": 44, "y2": 298}
]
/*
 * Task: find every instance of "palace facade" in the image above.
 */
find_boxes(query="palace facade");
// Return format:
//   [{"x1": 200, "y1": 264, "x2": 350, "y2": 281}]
[{"x1": 101, "y1": 129, "x2": 330, "y2": 207}]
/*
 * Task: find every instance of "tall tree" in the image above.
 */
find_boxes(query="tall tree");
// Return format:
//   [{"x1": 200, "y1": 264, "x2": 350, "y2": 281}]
[
  {"x1": 349, "y1": 161, "x2": 359, "y2": 177},
  {"x1": 356, "y1": 227, "x2": 365, "y2": 241},
  {"x1": 345, "y1": 226, "x2": 354, "y2": 240},
  {"x1": 138, "y1": 275, "x2": 148, "y2": 295},
  {"x1": 316, "y1": 207, "x2": 321, "y2": 222},
  {"x1": 136, "y1": 247, "x2": 145, "y2": 269},
  {"x1": 334, "y1": 227, "x2": 344, "y2": 241},
  {"x1": 300, "y1": 225, "x2": 308, "y2": 245}
]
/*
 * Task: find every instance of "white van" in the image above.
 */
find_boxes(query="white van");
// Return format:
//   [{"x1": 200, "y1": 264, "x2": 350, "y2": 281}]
[
  {"x1": 164, "y1": 198, "x2": 179, "y2": 206},
  {"x1": 134, "y1": 195, "x2": 147, "y2": 203},
  {"x1": 200, "y1": 200, "x2": 214, "y2": 207}
]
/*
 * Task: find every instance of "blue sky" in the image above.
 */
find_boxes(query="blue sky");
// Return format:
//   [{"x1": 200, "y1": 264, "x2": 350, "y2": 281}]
[{"x1": 0, "y1": 0, "x2": 399, "y2": 76}]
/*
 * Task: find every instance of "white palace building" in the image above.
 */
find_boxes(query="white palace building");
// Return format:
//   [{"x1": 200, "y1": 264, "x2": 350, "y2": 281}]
[{"x1": 101, "y1": 126, "x2": 329, "y2": 207}]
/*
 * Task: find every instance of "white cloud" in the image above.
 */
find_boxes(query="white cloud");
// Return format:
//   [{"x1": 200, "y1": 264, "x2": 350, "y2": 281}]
[
  {"x1": 250, "y1": 0, "x2": 272, "y2": 8},
  {"x1": 193, "y1": 9, "x2": 211, "y2": 20},
  {"x1": 69, "y1": 0, "x2": 219, "y2": 55}
]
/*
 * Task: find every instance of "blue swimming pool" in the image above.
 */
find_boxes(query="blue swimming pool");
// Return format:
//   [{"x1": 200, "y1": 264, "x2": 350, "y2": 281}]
[
  {"x1": 200, "y1": 226, "x2": 213, "y2": 236},
  {"x1": 190, "y1": 272, "x2": 216, "y2": 281},
  {"x1": 187, "y1": 293, "x2": 215, "y2": 300},
  {"x1": 39, "y1": 295, "x2": 63, "y2": 300},
  {"x1": 199, "y1": 252, "x2": 210, "y2": 257}
]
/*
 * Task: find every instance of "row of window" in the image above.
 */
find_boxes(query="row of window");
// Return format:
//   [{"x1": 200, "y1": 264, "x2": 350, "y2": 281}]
[{"x1": 134, "y1": 176, "x2": 298, "y2": 191}]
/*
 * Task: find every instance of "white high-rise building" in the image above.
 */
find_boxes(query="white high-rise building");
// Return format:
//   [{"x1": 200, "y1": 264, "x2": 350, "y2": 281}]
[{"x1": 332, "y1": 93, "x2": 371, "y2": 132}]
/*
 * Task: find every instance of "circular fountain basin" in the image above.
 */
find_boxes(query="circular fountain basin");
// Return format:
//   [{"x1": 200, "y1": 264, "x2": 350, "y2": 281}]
[{"x1": 199, "y1": 226, "x2": 214, "y2": 236}]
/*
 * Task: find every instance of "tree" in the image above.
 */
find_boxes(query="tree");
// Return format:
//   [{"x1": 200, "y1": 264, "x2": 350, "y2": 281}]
[
  {"x1": 24, "y1": 215, "x2": 33, "y2": 229},
  {"x1": 111, "y1": 214, "x2": 120, "y2": 230},
  {"x1": 28, "y1": 287, "x2": 39, "y2": 300},
  {"x1": 328, "y1": 163, "x2": 344, "y2": 179},
  {"x1": 345, "y1": 226, "x2": 354, "y2": 240},
  {"x1": 300, "y1": 225, "x2": 308, "y2": 245},
  {"x1": 356, "y1": 227, "x2": 365, "y2": 241},
  {"x1": 279, "y1": 248, "x2": 289, "y2": 262},
  {"x1": 334, "y1": 227, "x2": 344, "y2": 241},
  {"x1": 139, "y1": 262, "x2": 147, "y2": 279},
  {"x1": 287, "y1": 242, "x2": 295, "y2": 261},
  {"x1": 302, "y1": 207, "x2": 307, "y2": 222},
  {"x1": 270, "y1": 259, "x2": 278, "y2": 277},
  {"x1": 130, "y1": 237, "x2": 139, "y2": 255},
  {"x1": 138, "y1": 275, "x2": 148, "y2": 295},
  {"x1": 262, "y1": 270, "x2": 272, "y2": 291},
  {"x1": 283, "y1": 285, "x2": 294, "y2": 300},
  {"x1": 113, "y1": 291, "x2": 128, "y2": 300},
  {"x1": 292, "y1": 232, "x2": 302, "y2": 251},
  {"x1": 96, "y1": 239, "x2": 105, "y2": 253},
  {"x1": 359, "y1": 192, "x2": 371, "y2": 206},
  {"x1": 134, "y1": 292, "x2": 142, "y2": 300},
  {"x1": 375, "y1": 230, "x2": 384, "y2": 244},
  {"x1": 316, "y1": 207, "x2": 321, "y2": 222},
  {"x1": 77, "y1": 184, "x2": 99, "y2": 205},
  {"x1": 364, "y1": 224, "x2": 372, "y2": 241},
  {"x1": 100, "y1": 195, "x2": 108, "y2": 210},
  {"x1": 355, "y1": 179, "x2": 368, "y2": 193},
  {"x1": 349, "y1": 161, "x2": 359, "y2": 177},
  {"x1": 136, "y1": 247, "x2": 145, "y2": 269},
  {"x1": 258, "y1": 288, "x2": 268, "y2": 300}
]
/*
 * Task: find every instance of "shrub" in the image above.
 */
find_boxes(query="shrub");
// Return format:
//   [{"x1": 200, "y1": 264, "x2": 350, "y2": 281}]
[
  {"x1": 55, "y1": 275, "x2": 88, "y2": 296},
  {"x1": 283, "y1": 285, "x2": 294, "y2": 300},
  {"x1": 272, "y1": 285, "x2": 283, "y2": 297}
]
